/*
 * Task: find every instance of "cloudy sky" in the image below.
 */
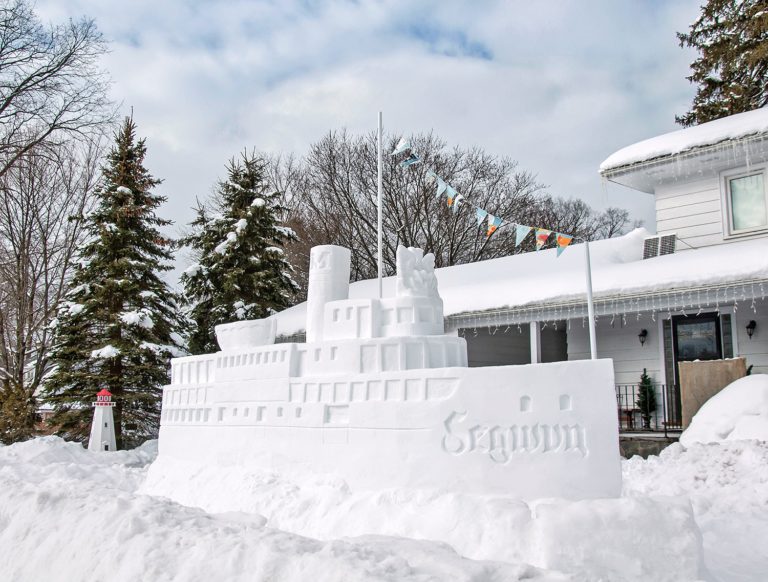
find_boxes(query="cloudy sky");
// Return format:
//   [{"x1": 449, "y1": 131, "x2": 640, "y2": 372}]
[{"x1": 39, "y1": 0, "x2": 701, "y2": 251}]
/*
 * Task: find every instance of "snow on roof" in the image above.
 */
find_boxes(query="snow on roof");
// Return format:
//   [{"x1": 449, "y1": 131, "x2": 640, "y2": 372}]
[
  {"x1": 600, "y1": 108, "x2": 768, "y2": 174},
  {"x1": 273, "y1": 229, "x2": 768, "y2": 337}
]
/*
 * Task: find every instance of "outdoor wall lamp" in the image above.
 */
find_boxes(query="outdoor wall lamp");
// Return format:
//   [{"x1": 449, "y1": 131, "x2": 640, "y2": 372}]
[
  {"x1": 746, "y1": 320, "x2": 757, "y2": 339},
  {"x1": 638, "y1": 329, "x2": 648, "y2": 346}
]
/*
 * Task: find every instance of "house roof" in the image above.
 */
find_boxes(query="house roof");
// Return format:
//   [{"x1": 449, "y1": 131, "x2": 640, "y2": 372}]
[
  {"x1": 273, "y1": 229, "x2": 768, "y2": 337},
  {"x1": 599, "y1": 108, "x2": 768, "y2": 193}
]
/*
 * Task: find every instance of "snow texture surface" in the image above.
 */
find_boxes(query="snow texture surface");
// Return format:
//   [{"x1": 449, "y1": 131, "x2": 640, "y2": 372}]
[
  {"x1": 4, "y1": 436, "x2": 767, "y2": 580},
  {"x1": 600, "y1": 107, "x2": 768, "y2": 172},
  {"x1": 90, "y1": 344, "x2": 121, "y2": 359},
  {"x1": 624, "y1": 440, "x2": 768, "y2": 582},
  {"x1": 680, "y1": 375, "x2": 768, "y2": 447},
  {"x1": 0, "y1": 438, "x2": 567, "y2": 582}
]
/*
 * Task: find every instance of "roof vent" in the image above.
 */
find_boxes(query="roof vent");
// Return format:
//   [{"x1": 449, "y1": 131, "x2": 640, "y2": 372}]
[{"x1": 643, "y1": 234, "x2": 676, "y2": 259}]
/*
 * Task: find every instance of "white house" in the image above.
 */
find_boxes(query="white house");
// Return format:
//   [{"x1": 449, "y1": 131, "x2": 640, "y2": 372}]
[{"x1": 273, "y1": 107, "x2": 768, "y2": 430}]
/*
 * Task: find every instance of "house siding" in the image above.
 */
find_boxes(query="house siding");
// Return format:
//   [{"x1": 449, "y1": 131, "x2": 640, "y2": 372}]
[
  {"x1": 567, "y1": 317, "x2": 662, "y2": 385},
  {"x1": 566, "y1": 301, "x2": 768, "y2": 383},
  {"x1": 655, "y1": 177, "x2": 725, "y2": 249},
  {"x1": 734, "y1": 304, "x2": 768, "y2": 374}
]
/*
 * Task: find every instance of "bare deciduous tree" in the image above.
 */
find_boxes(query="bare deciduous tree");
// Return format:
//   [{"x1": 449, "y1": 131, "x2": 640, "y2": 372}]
[
  {"x1": 281, "y1": 131, "x2": 547, "y2": 293},
  {"x1": 271, "y1": 131, "x2": 630, "y2": 298},
  {"x1": 535, "y1": 198, "x2": 631, "y2": 242},
  {"x1": 0, "y1": 0, "x2": 113, "y2": 179},
  {"x1": 0, "y1": 139, "x2": 102, "y2": 443}
]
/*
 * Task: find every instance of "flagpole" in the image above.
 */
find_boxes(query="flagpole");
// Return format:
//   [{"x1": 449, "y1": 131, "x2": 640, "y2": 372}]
[
  {"x1": 377, "y1": 112, "x2": 383, "y2": 299},
  {"x1": 584, "y1": 240, "x2": 597, "y2": 360}
]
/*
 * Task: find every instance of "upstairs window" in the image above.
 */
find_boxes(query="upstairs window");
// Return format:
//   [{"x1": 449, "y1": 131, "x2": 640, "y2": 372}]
[{"x1": 724, "y1": 168, "x2": 768, "y2": 235}]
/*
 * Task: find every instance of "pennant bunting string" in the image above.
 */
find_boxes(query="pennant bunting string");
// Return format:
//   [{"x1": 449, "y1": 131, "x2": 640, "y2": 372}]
[{"x1": 392, "y1": 133, "x2": 577, "y2": 256}]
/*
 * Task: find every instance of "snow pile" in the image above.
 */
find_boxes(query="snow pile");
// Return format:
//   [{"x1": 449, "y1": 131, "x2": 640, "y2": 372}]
[
  {"x1": 90, "y1": 344, "x2": 121, "y2": 359},
  {"x1": 0, "y1": 437, "x2": 569, "y2": 582},
  {"x1": 624, "y1": 440, "x2": 768, "y2": 581},
  {"x1": 600, "y1": 107, "x2": 768, "y2": 172},
  {"x1": 120, "y1": 309, "x2": 154, "y2": 329},
  {"x1": 680, "y1": 375, "x2": 768, "y2": 447},
  {"x1": 7, "y1": 436, "x2": 768, "y2": 580},
  {"x1": 143, "y1": 455, "x2": 706, "y2": 582}
]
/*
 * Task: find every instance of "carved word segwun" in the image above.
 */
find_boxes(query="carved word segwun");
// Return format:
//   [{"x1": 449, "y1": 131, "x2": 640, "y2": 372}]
[{"x1": 441, "y1": 410, "x2": 588, "y2": 463}]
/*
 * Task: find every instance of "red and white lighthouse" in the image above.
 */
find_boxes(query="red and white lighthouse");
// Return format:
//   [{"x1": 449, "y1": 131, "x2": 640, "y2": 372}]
[{"x1": 88, "y1": 388, "x2": 117, "y2": 452}]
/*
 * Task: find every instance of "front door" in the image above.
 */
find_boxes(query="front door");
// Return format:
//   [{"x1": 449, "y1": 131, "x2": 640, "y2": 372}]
[
  {"x1": 672, "y1": 313, "x2": 722, "y2": 365},
  {"x1": 667, "y1": 313, "x2": 723, "y2": 423}
]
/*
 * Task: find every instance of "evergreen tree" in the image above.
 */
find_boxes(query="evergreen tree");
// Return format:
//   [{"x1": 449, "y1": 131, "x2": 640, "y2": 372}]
[
  {"x1": 677, "y1": 0, "x2": 768, "y2": 126},
  {"x1": 181, "y1": 151, "x2": 298, "y2": 354},
  {"x1": 43, "y1": 117, "x2": 184, "y2": 448},
  {"x1": 636, "y1": 368, "x2": 657, "y2": 430}
]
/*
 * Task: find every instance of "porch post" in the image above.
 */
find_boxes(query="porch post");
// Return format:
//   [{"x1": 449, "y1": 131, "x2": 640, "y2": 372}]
[{"x1": 530, "y1": 321, "x2": 541, "y2": 364}]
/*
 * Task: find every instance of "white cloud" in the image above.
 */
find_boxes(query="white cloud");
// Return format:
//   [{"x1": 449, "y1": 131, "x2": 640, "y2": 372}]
[{"x1": 36, "y1": 0, "x2": 703, "y2": 272}]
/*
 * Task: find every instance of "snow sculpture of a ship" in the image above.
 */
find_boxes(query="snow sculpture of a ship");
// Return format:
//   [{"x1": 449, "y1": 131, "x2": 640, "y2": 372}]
[{"x1": 158, "y1": 245, "x2": 621, "y2": 499}]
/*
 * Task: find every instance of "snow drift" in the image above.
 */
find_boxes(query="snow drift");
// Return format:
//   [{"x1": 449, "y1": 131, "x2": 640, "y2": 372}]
[
  {"x1": 143, "y1": 455, "x2": 704, "y2": 581},
  {"x1": 624, "y1": 439, "x2": 768, "y2": 582},
  {"x1": 0, "y1": 436, "x2": 712, "y2": 582},
  {"x1": 680, "y1": 374, "x2": 768, "y2": 447},
  {"x1": 0, "y1": 437, "x2": 560, "y2": 582}
]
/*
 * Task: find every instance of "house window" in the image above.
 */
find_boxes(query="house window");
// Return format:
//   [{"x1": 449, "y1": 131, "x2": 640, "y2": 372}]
[{"x1": 724, "y1": 168, "x2": 768, "y2": 235}]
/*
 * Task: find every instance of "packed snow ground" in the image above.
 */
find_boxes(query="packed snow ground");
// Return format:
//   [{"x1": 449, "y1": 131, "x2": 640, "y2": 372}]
[{"x1": 2, "y1": 435, "x2": 767, "y2": 581}]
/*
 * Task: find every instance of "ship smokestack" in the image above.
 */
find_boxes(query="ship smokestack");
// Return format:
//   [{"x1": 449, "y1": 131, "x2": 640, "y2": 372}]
[{"x1": 306, "y1": 245, "x2": 351, "y2": 342}]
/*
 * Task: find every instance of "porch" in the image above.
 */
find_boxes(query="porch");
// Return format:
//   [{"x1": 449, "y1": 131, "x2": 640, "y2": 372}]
[{"x1": 615, "y1": 382, "x2": 681, "y2": 436}]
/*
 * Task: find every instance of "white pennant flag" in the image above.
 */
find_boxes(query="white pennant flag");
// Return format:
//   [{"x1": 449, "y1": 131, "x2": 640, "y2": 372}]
[{"x1": 391, "y1": 137, "x2": 410, "y2": 156}]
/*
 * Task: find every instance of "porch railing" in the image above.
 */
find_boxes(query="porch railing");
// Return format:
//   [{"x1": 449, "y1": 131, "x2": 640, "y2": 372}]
[{"x1": 615, "y1": 383, "x2": 682, "y2": 436}]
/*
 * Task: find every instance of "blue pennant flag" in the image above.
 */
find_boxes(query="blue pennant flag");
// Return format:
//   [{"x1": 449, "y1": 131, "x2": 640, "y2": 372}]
[
  {"x1": 476, "y1": 208, "x2": 488, "y2": 225},
  {"x1": 515, "y1": 225, "x2": 532, "y2": 247},
  {"x1": 399, "y1": 153, "x2": 421, "y2": 168}
]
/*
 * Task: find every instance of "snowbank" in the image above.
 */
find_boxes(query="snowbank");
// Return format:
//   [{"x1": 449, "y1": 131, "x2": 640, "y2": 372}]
[
  {"x1": 0, "y1": 436, "x2": 709, "y2": 582},
  {"x1": 0, "y1": 437, "x2": 565, "y2": 582},
  {"x1": 600, "y1": 107, "x2": 768, "y2": 172},
  {"x1": 8, "y1": 436, "x2": 768, "y2": 580},
  {"x1": 624, "y1": 440, "x2": 768, "y2": 581},
  {"x1": 143, "y1": 454, "x2": 706, "y2": 582},
  {"x1": 680, "y1": 375, "x2": 768, "y2": 447}
]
